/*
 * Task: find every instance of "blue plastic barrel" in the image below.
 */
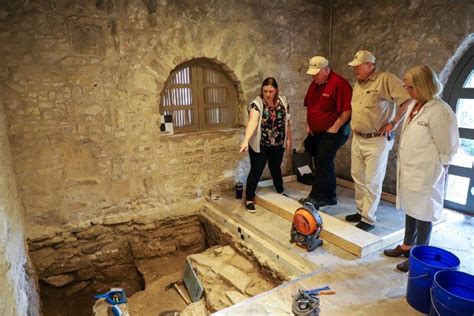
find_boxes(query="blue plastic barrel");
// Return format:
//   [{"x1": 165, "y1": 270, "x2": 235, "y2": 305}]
[
  {"x1": 430, "y1": 270, "x2": 474, "y2": 316},
  {"x1": 406, "y1": 245, "x2": 460, "y2": 314}
]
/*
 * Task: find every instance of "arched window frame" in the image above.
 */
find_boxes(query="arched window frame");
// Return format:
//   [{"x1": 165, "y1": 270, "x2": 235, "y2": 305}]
[
  {"x1": 159, "y1": 58, "x2": 239, "y2": 133},
  {"x1": 443, "y1": 45, "x2": 474, "y2": 214}
]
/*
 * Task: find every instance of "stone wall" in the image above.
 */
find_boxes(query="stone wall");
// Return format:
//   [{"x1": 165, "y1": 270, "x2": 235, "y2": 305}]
[
  {"x1": 329, "y1": 0, "x2": 474, "y2": 193},
  {"x1": 0, "y1": 0, "x2": 326, "y2": 231},
  {"x1": 0, "y1": 99, "x2": 40, "y2": 315},
  {"x1": 29, "y1": 215, "x2": 206, "y2": 298}
]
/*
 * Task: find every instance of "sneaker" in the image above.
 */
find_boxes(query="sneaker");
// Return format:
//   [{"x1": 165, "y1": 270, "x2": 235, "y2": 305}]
[
  {"x1": 345, "y1": 213, "x2": 362, "y2": 222},
  {"x1": 396, "y1": 259, "x2": 409, "y2": 272},
  {"x1": 280, "y1": 192, "x2": 289, "y2": 197},
  {"x1": 245, "y1": 201, "x2": 256, "y2": 213},
  {"x1": 355, "y1": 221, "x2": 375, "y2": 232},
  {"x1": 384, "y1": 245, "x2": 410, "y2": 258}
]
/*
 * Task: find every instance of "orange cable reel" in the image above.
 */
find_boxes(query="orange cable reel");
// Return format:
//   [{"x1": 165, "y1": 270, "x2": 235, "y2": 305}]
[
  {"x1": 290, "y1": 202, "x2": 324, "y2": 252},
  {"x1": 293, "y1": 207, "x2": 318, "y2": 235}
]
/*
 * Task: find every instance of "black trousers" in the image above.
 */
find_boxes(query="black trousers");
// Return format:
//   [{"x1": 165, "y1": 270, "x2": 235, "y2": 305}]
[
  {"x1": 403, "y1": 214, "x2": 433, "y2": 246},
  {"x1": 305, "y1": 129, "x2": 348, "y2": 200},
  {"x1": 245, "y1": 146, "x2": 285, "y2": 201}
]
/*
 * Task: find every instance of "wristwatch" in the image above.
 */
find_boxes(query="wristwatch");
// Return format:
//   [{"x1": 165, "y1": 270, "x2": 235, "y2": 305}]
[{"x1": 390, "y1": 119, "x2": 398, "y2": 129}]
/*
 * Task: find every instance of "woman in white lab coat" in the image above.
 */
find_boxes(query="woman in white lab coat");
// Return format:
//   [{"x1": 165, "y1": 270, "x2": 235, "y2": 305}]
[{"x1": 383, "y1": 65, "x2": 459, "y2": 272}]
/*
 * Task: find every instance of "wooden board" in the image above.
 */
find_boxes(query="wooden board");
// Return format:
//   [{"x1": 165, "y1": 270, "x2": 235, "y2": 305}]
[
  {"x1": 255, "y1": 188, "x2": 383, "y2": 257},
  {"x1": 258, "y1": 175, "x2": 297, "y2": 188},
  {"x1": 260, "y1": 175, "x2": 396, "y2": 203}
]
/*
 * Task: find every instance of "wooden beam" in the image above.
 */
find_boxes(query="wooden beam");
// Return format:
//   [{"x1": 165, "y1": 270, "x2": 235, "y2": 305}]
[
  {"x1": 259, "y1": 176, "x2": 397, "y2": 204},
  {"x1": 255, "y1": 189, "x2": 382, "y2": 257},
  {"x1": 258, "y1": 175, "x2": 297, "y2": 188}
]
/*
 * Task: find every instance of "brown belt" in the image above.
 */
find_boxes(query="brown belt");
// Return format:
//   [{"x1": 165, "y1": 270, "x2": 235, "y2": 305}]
[{"x1": 354, "y1": 131, "x2": 383, "y2": 138}]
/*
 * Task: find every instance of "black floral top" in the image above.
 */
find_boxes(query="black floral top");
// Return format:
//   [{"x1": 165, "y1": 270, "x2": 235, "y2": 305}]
[{"x1": 250, "y1": 98, "x2": 287, "y2": 147}]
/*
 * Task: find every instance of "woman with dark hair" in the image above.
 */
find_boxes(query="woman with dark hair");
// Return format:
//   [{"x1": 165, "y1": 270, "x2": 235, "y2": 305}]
[
  {"x1": 383, "y1": 65, "x2": 459, "y2": 272},
  {"x1": 239, "y1": 77, "x2": 292, "y2": 212}
]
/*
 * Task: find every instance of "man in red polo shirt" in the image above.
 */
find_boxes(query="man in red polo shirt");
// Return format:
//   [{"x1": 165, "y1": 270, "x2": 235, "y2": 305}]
[{"x1": 299, "y1": 56, "x2": 352, "y2": 207}]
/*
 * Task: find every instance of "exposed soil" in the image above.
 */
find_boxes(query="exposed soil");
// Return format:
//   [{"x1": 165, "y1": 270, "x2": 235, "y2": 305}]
[{"x1": 38, "y1": 215, "x2": 281, "y2": 315}]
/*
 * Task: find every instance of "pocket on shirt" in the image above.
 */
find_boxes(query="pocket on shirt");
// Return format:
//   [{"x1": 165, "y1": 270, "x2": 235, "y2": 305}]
[
  {"x1": 364, "y1": 90, "x2": 380, "y2": 107},
  {"x1": 319, "y1": 94, "x2": 335, "y2": 111}
]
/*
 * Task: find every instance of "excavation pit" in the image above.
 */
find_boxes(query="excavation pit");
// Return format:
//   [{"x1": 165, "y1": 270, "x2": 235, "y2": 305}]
[{"x1": 29, "y1": 213, "x2": 285, "y2": 315}]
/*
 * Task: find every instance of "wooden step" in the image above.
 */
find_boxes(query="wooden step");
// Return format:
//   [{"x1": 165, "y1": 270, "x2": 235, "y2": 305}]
[{"x1": 255, "y1": 188, "x2": 383, "y2": 257}]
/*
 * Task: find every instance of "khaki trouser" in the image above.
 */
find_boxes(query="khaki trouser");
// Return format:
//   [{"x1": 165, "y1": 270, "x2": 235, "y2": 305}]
[{"x1": 351, "y1": 134, "x2": 393, "y2": 224}]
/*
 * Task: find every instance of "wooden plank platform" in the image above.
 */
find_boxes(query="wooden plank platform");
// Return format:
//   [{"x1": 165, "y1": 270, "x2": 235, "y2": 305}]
[
  {"x1": 258, "y1": 175, "x2": 297, "y2": 188},
  {"x1": 202, "y1": 196, "x2": 318, "y2": 277},
  {"x1": 260, "y1": 175, "x2": 396, "y2": 204},
  {"x1": 255, "y1": 188, "x2": 382, "y2": 257}
]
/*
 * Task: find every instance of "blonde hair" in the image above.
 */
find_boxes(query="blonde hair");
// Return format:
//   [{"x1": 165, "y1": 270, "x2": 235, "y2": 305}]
[{"x1": 404, "y1": 65, "x2": 443, "y2": 102}]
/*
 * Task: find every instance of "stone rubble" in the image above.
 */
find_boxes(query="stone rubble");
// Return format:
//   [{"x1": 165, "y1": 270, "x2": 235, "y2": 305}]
[{"x1": 189, "y1": 245, "x2": 278, "y2": 313}]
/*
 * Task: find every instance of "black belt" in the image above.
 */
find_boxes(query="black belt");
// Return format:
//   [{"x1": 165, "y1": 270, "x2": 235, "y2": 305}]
[{"x1": 354, "y1": 131, "x2": 383, "y2": 138}]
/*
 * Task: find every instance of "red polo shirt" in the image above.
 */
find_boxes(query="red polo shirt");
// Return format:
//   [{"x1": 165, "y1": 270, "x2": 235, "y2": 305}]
[{"x1": 304, "y1": 71, "x2": 352, "y2": 133}]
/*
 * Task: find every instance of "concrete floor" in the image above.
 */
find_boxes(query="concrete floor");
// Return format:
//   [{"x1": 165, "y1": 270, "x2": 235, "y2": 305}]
[
  {"x1": 214, "y1": 182, "x2": 473, "y2": 315},
  {"x1": 285, "y1": 182, "x2": 406, "y2": 237}
]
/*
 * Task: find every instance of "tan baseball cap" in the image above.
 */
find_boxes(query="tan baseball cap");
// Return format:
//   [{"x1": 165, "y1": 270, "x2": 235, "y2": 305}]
[
  {"x1": 306, "y1": 56, "x2": 328, "y2": 75},
  {"x1": 347, "y1": 50, "x2": 376, "y2": 66}
]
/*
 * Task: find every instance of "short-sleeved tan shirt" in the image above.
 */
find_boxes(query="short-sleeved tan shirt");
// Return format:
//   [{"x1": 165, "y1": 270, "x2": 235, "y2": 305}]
[{"x1": 351, "y1": 71, "x2": 410, "y2": 133}]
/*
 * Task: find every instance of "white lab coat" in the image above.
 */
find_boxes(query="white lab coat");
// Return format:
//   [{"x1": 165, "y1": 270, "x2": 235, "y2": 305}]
[{"x1": 396, "y1": 97, "x2": 459, "y2": 222}]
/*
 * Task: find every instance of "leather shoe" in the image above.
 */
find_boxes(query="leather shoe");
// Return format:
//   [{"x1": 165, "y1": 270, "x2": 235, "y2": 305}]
[
  {"x1": 384, "y1": 245, "x2": 410, "y2": 258},
  {"x1": 355, "y1": 221, "x2": 375, "y2": 232},
  {"x1": 318, "y1": 198, "x2": 337, "y2": 207},
  {"x1": 298, "y1": 196, "x2": 319, "y2": 208},
  {"x1": 396, "y1": 259, "x2": 409, "y2": 272},
  {"x1": 345, "y1": 213, "x2": 362, "y2": 222}
]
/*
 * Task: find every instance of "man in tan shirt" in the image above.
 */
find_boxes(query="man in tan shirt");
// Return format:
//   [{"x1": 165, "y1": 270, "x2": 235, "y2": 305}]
[{"x1": 346, "y1": 50, "x2": 411, "y2": 231}]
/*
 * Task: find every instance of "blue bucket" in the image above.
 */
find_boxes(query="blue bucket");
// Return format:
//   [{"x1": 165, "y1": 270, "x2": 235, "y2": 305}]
[
  {"x1": 406, "y1": 245, "x2": 460, "y2": 314},
  {"x1": 430, "y1": 270, "x2": 474, "y2": 316}
]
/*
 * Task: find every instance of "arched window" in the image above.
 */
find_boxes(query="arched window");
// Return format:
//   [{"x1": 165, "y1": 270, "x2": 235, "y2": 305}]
[
  {"x1": 443, "y1": 45, "x2": 474, "y2": 214},
  {"x1": 160, "y1": 58, "x2": 239, "y2": 133}
]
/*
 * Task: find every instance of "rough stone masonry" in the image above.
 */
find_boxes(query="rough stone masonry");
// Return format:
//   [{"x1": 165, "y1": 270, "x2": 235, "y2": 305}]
[
  {"x1": 0, "y1": 1, "x2": 472, "y2": 315},
  {"x1": 0, "y1": 0, "x2": 325, "y2": 231}
]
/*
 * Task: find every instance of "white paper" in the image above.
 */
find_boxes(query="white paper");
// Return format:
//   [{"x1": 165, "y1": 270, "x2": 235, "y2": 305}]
[{"x1": 297, "y1": 165, "x2": 312, "y2": 175}]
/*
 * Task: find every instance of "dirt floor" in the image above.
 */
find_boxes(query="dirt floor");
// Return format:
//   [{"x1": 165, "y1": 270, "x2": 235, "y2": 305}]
[
  {"x1": 39, "y1": 211, "x2": 281, "y2": 316},
  {"x1": 39, "y1": 248, "x2": 196, "y2": 315},
  {"x1": 128, "y1": 253, "x2": 191, "y2": 315},
  {"x1": 40, "y1": 269, "x2": 144, "y2": 316},
  {"x1": 128, "y1": 245, "x2": 279, "y2": 315},
  {"x1": 40, "y1": 283, "x2": 99, "y2": 316}
]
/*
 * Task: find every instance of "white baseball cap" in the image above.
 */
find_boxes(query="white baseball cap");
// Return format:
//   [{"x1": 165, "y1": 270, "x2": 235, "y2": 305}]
[
  {"x1": 306, "y1": 56, "x2": 329, "y2": 75},
  {"x1": 347, "y1": 50, "x2": 376, "y2": 66}
]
